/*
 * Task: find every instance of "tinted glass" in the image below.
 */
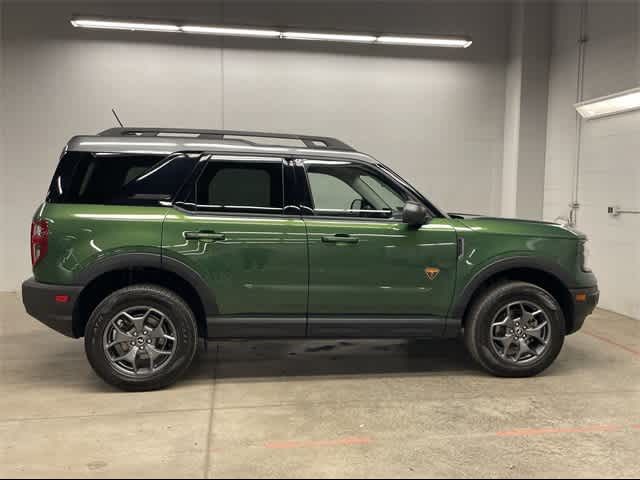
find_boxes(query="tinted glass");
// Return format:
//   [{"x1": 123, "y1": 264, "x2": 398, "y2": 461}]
[
  {"x1": 359, "y1": 174, "x2": 406, "y2": 211},
  {"x1": 304, "y1": 160, "x2": 411, "y2": 218},
  {"x1": 194, "y1": 161, "x2": 283, "y2": 212},
  {"x1": 47, "y1": 152, "x2": 198, "y2": 205},
  {"x1": 307, "y1": 171, "x2": 362, "y2": 210}
]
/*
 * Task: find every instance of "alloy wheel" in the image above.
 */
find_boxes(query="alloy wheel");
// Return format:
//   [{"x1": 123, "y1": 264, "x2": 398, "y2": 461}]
[
  {"x1": 103, "y1": 306, "x2": 178, "y2": 377},
  {"x1": 489, "y1": 300, "x2": 551, "y2": 364}
]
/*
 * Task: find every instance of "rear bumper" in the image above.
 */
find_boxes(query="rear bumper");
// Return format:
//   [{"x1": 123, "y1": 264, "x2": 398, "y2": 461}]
[
  {"x1": 567, "y1": 286, "x2": 599, "y2": 335},
  {"x1": 22, "y1": 277, "x2": 83, "y2": 338}
]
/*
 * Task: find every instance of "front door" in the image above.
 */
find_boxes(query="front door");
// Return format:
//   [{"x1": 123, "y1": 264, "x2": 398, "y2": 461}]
[
  {"x1": 162, "y1": 155, "x2": 308, "y2": 337},
  {"x1": 298, "y1": 158, "x2": 458, "y2": 337}
]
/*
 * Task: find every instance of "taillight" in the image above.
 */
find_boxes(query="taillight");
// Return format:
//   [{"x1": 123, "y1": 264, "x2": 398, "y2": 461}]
[{"x1": 31, "y1": 219, "x2": 49, "y2": 267}]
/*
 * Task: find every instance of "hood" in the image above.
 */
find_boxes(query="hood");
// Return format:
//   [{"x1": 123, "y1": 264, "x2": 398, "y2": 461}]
[{"x1": 449, "y1": 213, "x2": 586, "y2": 240}]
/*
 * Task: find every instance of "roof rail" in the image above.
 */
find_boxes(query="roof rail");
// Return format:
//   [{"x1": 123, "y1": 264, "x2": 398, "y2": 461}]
[{"x1": 98, "y1": 127, "x2": 355, "y2": 152}]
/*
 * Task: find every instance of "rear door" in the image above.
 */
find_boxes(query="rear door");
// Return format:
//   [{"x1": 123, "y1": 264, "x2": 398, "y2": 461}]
[
  {"x1": 297, "y1": 158, "x2": 458, "y2": 337},
  {"x1": 162, "y1": 155, "x2": 308, "y2": 337}
]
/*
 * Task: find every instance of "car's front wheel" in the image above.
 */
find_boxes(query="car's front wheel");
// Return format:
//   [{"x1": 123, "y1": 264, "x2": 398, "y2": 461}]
[
  {"x1": 464, "y1": 281, "x2": 565, "y2": 377},
  {"x1": 84, "y1": 284, "x2": 199, "y2": 391}
]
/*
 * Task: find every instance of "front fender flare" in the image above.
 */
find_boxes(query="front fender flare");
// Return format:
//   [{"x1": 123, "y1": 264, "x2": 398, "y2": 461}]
[{"x1": 449, "y1": 255, "x2": 572, "y2": 319}]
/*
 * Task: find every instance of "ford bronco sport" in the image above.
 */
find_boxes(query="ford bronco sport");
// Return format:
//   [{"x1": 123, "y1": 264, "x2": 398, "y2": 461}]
[{"x1": 22, "y1": 128, "x2": 599, "y2": 391}]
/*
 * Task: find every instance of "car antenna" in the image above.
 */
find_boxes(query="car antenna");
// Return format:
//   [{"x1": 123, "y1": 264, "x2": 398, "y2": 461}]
[{"x1": 111, "y1": 108, "x2": 124, "y2": 127}]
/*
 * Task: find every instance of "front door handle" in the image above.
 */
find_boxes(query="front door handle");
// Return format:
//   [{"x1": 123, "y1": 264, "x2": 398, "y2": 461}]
[
  {"x1": 184, "y1": 231, "x2": 226, "y2": 241},
  {"x1": 321, "y1": 234, "x2": 359, "y2": 244}
]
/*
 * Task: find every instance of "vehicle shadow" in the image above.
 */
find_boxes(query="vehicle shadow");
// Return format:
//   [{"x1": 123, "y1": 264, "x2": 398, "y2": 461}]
[{"x1": 186, "y1": 338, "x2": 483, "y2": 383}]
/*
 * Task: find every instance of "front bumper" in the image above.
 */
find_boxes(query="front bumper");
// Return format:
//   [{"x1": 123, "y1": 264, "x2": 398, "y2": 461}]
[
  {"x1": 22, "y1": 277, "x2": 83, "y2": 338},
  {"x1": 567, "y1": 286, "x2": 599, "y2": 334}
]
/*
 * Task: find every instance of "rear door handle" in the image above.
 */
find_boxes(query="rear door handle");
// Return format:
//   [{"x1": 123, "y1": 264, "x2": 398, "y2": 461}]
[
  {"x1": 321, "y1": 234, "x2": 359, "y2": 244},
  {"x1": 184, "y1": 231, "x2": 226, "y2": 241}
]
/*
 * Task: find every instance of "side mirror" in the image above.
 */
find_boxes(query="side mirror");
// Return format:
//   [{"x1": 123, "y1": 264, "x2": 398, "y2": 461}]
[{"x1": 402, "y1": 201, "x2": 428, "y2": 228}]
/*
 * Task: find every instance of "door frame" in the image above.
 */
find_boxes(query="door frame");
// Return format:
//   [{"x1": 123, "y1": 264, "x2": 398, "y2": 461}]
[
  {"x1": 294, "y1": 156, "x2": 455, "y2": 338},
  {"x1": 169, "y1": 153, "x2": 309, "y2": 338}
]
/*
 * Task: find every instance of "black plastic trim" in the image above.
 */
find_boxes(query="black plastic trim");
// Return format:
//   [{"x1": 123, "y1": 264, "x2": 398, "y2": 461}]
[
  {"x1": 567, "y1": 286, "x2": 599, "y2": 335},
  {"x1": 450, "y1": 256, "x2": 575, "y2": 319},
  {"x1": 22, "y1": 277, "x2": 83, "y2": 338},
  {"x1": 308, "y1": 316, "x2": 448, "y2": 338},
  {"x1": 206, "y1": 315, "x2": 453, "y2": 339},
  {"x1": 207, "y1": 316, "x2": 306, "y2": 338},
  {"x1": 73, "y1": 252, "x2": 218, "y2": 316}
]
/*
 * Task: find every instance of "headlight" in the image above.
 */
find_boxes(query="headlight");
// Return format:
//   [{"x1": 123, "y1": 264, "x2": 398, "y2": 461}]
[{"x1": 580, "y1": 240, "x2": 592, "y2": 272}]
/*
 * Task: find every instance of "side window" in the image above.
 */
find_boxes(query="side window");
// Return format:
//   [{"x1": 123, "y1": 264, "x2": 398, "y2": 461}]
[
  {"x1": 194, "y1": 160, "x2": 284, "y2": 213},
  {"x1": 304, "y1": 160, "x2": 411, "y2": 218},
  {"x1": 47, "y1": 152, "x2": 197, "y2": 205},
  {"x1": 359, "y1": 174, "x2": 407, "y2": 211},
  {"x1": 306, "y1": 171, "x2": 362, "y2": 210}
]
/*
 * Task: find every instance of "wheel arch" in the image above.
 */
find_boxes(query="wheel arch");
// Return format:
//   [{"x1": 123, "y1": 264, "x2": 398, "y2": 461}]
[
  {"x1": 72, "y1": 253, "x2": 217, "y2": 338},
  {"x1": 452, "y1": 257, "x2": 575, "y2": 334}
]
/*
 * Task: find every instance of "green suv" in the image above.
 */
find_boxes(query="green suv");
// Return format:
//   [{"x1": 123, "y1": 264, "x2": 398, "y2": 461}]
[{"x1": 22, "y1": 128, "x2": 599, "y2": 391}]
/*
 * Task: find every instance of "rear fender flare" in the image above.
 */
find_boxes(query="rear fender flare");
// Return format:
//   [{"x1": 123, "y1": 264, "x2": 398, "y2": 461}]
[{"x1": 73, "y1": 252, "x2": 218, "y2": 315}]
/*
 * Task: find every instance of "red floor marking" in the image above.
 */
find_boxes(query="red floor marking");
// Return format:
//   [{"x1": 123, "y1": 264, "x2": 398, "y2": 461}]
[
  {"x1": 582, "y1": 331, "x2": 640, "y2": 358},
  {"x1": 496, "y1": 425, "x2": 621, "y2": 437},
  {"x1": 265, "y1": 436, "x2": 372, "y2": 450}
]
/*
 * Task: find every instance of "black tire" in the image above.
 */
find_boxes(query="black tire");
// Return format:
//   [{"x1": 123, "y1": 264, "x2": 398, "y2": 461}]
[
  {"x1": 464, "y1": 281, "x2": 565, "y2": 377},
  {"x1": 84, "y1": 284, "x2": 199, "y2": 391}
]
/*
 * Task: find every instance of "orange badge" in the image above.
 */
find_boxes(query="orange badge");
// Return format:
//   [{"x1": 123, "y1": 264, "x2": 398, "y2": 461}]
[{"x1": 425, "y1": 267, "x2": 440, "y2": 280}]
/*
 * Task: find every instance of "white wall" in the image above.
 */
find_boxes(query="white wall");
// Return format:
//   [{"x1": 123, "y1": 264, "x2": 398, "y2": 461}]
[
  {"x1": 0, "y1": 0, "x2": 509, "y2": 291},
  {"x1": 0, "y1": 0, "x2": 6, "y2": 289},
  {"x1": 545, "y1": 0, "x2": 640, "y2": 319},
  {"x1": 502, "y1": 0, "x2": 550, "y2": 220},
  {"x1": 501, "y1": 1, "x2": 524, "y2": 219}
]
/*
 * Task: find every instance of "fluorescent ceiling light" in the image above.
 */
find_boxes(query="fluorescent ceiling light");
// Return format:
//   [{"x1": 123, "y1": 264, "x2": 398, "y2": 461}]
[
  {"x1": 71, "y1": 18, "x2": 180, "y2": 33},
  {"x1": 71, "y1": 16, "x2": 472, "y2": 49},
  {"x1": 377, "y1": 35, "x2": 472, "y2": 48},
  {"x1": 181, "y1": 25, "x2": 281, "y2": 37},
  {"x1": 575, "y1": 87, "x2": 640, "y2": 119},
  {"x1": 283, "y1": 31, "x2": 377, "y2": 43}
]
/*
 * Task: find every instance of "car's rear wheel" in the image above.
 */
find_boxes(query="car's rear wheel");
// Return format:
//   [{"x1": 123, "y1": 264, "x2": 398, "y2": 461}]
[
  {"x1": 464, "y1": 281, "x2": 565, "y2": 377},
  {"x1": 85, "y1": 284, "x2": 198, "y2": 391}
]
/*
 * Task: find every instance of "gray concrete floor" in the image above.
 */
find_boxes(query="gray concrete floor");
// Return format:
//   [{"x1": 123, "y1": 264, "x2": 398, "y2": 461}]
[{"x1": 1, "y1": 291, "x2": 639, "y2": 478}]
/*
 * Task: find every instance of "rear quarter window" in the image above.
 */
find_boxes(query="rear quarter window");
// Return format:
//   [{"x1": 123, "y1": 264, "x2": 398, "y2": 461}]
[{"x1": 47, "y1": 152, "x2": 197, "y2": 205}]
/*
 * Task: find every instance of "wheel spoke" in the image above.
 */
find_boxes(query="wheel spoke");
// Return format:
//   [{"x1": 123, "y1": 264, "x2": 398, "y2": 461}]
[
  {"x1": 148, "y1": 315, "x2": 168, "y2": 340},
  {"x1": 495, "y1": 333, "x2": 516, "y2": 357},
  {"x1": 493, "y1": 317, "x2": 511, "y2": 328},
  {"x1": 132, "y1": 348, "x2": 138, "y2": 373},
  {"x1": 119, "y1": 311, "x2": 146, "y2": 333},
  {"x1": 514, "y1": 338, "x2": 536, "y2": 361},
  {"x1": 146, "y1": 344, "x2": 171, "y2": 371},
  {"x1": 147, "y1": 347, "x2": 155, "y2": 372},
  {"x1": 112, "y1": 346, "x2": 139, "y2": 365},
  {"x1": 527, "y1": 321, "x2": 549, "y2": 343},
  {"x1": 107, "y1": 325, "x2": 134, "y2": 348},
  {"x1": 141, "y1": 308, "x2": 163, "y2": 331},
  {"x1": 148, "y1": 345, "x2": 172, "y2": 356}
]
